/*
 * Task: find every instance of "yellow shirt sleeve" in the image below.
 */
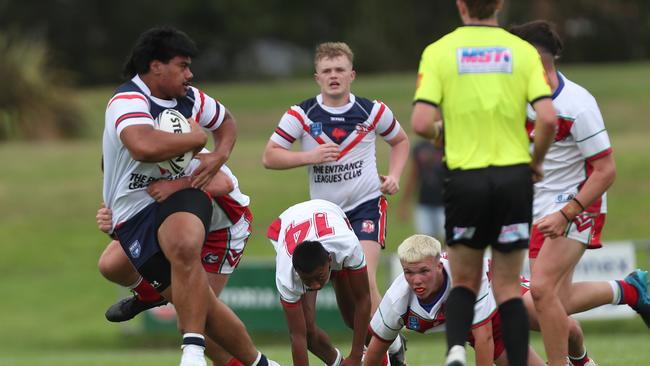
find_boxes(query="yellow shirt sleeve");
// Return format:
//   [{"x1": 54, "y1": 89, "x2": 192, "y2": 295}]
[
  {"x1": 414, "y1": 45, "x2": 442, "y2": 105},
  {"x1": 525, "y1": 47, "x2": 552, "y2": 103}
]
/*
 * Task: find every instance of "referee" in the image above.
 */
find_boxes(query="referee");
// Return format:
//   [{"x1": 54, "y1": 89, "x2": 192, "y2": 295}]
[{"x1": 410, "y1": 1, "x2": 556, "y2": 366}]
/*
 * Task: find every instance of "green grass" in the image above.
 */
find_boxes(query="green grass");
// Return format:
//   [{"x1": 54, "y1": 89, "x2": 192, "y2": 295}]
[{"x1": 1, "y1": 63, "x2": 649, "y2": 364}]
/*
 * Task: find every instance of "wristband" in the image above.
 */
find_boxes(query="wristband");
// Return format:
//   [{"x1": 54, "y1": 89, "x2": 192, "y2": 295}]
[
  {"x1": 559, "y1": 209, "x2": 571, "y2": 223},
  {"x1": 572, "y1": 197, "x2": 585, "y2": 211}
]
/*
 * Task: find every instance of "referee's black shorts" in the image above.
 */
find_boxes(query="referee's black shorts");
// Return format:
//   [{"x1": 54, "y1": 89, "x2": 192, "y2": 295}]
[{"x1": 444, "y1": 163, "x2": 532, "y2": 253}]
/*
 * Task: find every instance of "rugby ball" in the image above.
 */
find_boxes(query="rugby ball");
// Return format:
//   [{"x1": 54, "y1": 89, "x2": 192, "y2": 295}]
[{"x1": 155, "y1": 109, "x2": 193, "y2": 175}]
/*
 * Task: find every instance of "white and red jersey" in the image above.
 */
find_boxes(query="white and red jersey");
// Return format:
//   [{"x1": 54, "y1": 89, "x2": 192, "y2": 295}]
[
  {"x1": 185, "y1": 158, "x2": 250, "y2": 232},
  {"x1": 267, "y1": 199, "x2": 366, "y2": 304},
  {"x1": 102, "y1": 75, "x2": 226, "y2": 232},
  {"x1": 270, "y1": 94, "x2": 401, "y2": 212},
  {"x1": 527, "y1": 72, "x2": 612, "y2": 220},
  {"x1": 369, "y1": 257, "x2": 496, "y2": 342}
]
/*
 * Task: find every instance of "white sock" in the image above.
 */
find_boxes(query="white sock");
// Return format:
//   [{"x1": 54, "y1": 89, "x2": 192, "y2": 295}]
[
  {"x1": 609, "y1": 280, "x2": 622, "y2": 305},
  {"x1": 388, "y1": 335, "x2": 403, "y2": 354}
]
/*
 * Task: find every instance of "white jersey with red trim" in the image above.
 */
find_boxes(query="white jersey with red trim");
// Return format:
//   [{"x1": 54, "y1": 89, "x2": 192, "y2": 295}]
[
  {"x1": 526, "y1": 72, "x2": 612, "y2": 220},
  {"x1": 267, "y1": 199, "x2": 366, "y2": 303},
  {"x1": 185, "y1": 158, "x2": 249, "y2": 231},
  {"x1": 102, "y1": 75, "x2": 226, "y2": 232},
  {"x1": 369, "y1": 258, "x2": 496, "y2": 342},
  {"x1": 270, "y1": 94, "x2": 401, "y2": 212}
]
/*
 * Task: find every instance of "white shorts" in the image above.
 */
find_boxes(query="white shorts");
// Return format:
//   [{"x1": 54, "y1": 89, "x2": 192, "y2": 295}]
[
  {"x1": 201, "y1": 209, "x2": 252, "y2": 274},
  {"x1": 530, "y1": 190, "x2": 605, "y2": 259}
]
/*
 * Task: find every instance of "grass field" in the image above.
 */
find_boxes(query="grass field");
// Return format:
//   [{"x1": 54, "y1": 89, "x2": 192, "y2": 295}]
[{"x1": 0, "y1": 63, "x2": 649, "y2": 365}]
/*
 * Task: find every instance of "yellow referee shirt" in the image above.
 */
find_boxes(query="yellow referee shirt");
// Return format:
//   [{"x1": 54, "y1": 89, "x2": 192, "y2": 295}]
[{"x1": 414, "y1": 25, "x2": 551, "y2": 170}]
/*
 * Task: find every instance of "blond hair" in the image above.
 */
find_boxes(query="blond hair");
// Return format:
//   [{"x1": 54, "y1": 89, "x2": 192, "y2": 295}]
[
  {"x1": 314, "y1": 42, "x2": 354, "y2": 68},
  {"x1": 397, "y1": 235, "x2": 442, "y2": 263}
]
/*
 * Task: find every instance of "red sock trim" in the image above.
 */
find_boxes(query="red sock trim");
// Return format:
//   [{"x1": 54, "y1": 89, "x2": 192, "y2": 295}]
[
  {"x1": 569, "y1": 354, "x2": 590, "y2": 366},
  {"x1": 133, "y1": 279, "x2": 163, "y2": 302},
  {"x1": 617, "y1": 280, "x2": 640, "y2": 307},
  {"x1": 224, "y1": 358, "x2": 245, "y2": 366}
]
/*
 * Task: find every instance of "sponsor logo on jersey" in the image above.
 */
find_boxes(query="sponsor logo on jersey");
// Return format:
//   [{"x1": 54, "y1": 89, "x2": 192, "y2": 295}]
[
  {"x1": 331, "y1": 127, "x2": 347, "y2": 141},
  {"x1": 330, "y1": 116, "x2": 345, "y2": 122},
  {"x1": 408, "y1": 315, "x2": 420, "y2": 330},
  {"x1": 452, "y1": 226, "x2": 476, "y2": 241},
  {"x1": 309, "y1": 122, "x2": 323, "y2": 137},
  {"x1": 128, "y1": 240, "x2": 141, "y2": 258},
  {"x1": 457, "y1": 47, "x2": 512, "y2": 74},
  {"x1": 355, "y1": 124, "x2": 371, "y2": 134},
  {"x1": 361, "y1": 220, "x2": 375, "y2": 233}
]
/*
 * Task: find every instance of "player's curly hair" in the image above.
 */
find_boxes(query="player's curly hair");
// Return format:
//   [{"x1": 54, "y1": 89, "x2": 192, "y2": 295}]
[
  {"x1": 122, "y1": 26, "x2": 198, "y2": 79},
  {"x1": 292, "y1": 240, "x2": 330, "y2": 274},
  {"x1": 314, "y1": 42, "x2": 354, "y2": 68},
  {"x1": 397, "y1": 235, "x2": 442, "y2": 263},
  {"x1": 509, "y1": 20, "x2": 564, "y2": 59},
  {"x1": 461, "y1": 0, "x2": 503, "y2": 20}
]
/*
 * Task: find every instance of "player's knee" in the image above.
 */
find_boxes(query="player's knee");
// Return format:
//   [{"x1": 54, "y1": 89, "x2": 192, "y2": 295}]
[
  {"x1": 161, "y1": 232, "x2": 204, "y2": 264},
  {"x1": 529, "y1": 280, "x2": 553, "y2": 305}
]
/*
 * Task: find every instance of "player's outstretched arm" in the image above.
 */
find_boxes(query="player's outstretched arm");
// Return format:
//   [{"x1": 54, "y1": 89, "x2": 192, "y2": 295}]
[
  {"x1": 364, "y1": 335, "x2": 391, "y2": 366},
  {"x1": 282, "y1": 301, "x2": 310, "y2": 366},
  {"x1": 262, "y1": 140, "x2": 339, "y2": 170},
  {"x1": 343, "y1": 269, "x2": 371, "y2": 366},
  {"x1": 471, "y1": 321, "x2": 495, "y2": 366},
  {"x1": 191, "y1": 110, "x2": 237, "y2": 188}
]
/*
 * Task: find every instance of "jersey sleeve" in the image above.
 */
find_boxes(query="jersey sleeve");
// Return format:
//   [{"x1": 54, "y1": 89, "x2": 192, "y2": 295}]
[
  {"x1": 269, "y1": 107, "x2": 305, "y2": 148},
  {"x1": 571, "y1": 103, "x2": 612, "y2": 161},
  {"x1": 107, "y1": 92, "x2": 153, "y2": 138},
  {"x1": 193, "y1": 88, "x2": 226, "y2": 132},
  {"x1": 342, "y1": 237, "x2": 366, "y2": 271},
  {"x1": 276, "y1": 266, "x2": 302, "y2": 304},
  {"x1": 374, "y1": 103, "x2": 402, "y2": 141},
  {"x1": 413, "y1": 45, "x2": 442, "y2": 106},
  {"x1": 369, "y1": 289, "x2": 405, "y2": 342},
  {"x1": 525, "y1": 48, "x2": 553, "y2": 104}
]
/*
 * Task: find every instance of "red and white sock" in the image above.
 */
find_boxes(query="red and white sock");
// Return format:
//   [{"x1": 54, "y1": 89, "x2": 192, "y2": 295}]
[
  {"x1": 611, "y1": 279, "x2": 640, "y2": 306},
  {"x1": 568, "y1": 349, "x2": 591, "y2": 366}
]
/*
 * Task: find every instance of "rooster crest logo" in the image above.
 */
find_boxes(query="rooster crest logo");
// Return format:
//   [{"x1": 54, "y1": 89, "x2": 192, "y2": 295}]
[{"x1": 331, "y1": 127, "x2": 347, "y2": 141}]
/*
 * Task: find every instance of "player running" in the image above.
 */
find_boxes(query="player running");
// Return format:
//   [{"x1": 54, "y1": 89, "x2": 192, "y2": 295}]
[
  {"x1": 98, "y1": 161, "x2": 255, "y2": 366},
  {"x1": 102, "y1": 27, "x2": 275, "y2": 366}
]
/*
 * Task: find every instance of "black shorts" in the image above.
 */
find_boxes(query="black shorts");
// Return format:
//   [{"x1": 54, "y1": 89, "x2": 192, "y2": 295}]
[
  {"x1": 115, "y1": 188, "x2": 212, "y2": 291},
  {"x1": 444, "y1": 164, "x2": 532, "y2": 252}
]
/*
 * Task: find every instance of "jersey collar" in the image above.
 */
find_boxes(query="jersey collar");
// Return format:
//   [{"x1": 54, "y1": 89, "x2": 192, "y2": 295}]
[
  {"x1": 552, "y1": 71, "x2": 566, "y2": 100},
  {"x1": 316, "y1": 93, "x2": 356, "y2": 114},
  {"x1": 132, "y1": 75, "x2": 179, "y2": 108}
]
